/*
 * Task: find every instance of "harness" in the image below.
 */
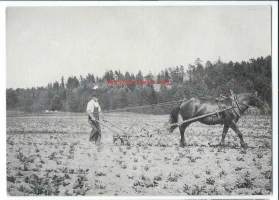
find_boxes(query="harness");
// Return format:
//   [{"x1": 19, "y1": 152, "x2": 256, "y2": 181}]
[
  {"x1": 231, "y1": 94, "x2": 249, "y2": 117},
  {"x1": 215, "y1": 92, "x2": 250, "y2": 120},
  {"x1": 216, "y1": 95, "x2": 230, "y2": 119}
]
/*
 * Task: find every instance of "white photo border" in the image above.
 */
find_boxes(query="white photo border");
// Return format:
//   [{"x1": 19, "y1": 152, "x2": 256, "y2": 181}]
[{"x1": 0, "y1": 1, "x2": 278, "y2": 200}]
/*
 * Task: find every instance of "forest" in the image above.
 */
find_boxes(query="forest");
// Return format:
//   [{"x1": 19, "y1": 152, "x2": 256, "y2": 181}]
[{"x1": 6, "y1": 56, "x2": 272, "y2": 114}]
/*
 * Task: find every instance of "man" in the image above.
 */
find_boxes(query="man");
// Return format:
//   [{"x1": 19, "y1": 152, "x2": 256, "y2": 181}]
[{"x1": 86, "y1": 91, "x2": 102, "y2": 144}]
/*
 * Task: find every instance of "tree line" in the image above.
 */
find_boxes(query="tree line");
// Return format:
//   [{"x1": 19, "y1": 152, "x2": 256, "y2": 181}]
[{"x1": 6, "y1": 56, "x2": 272, "y2": 114}]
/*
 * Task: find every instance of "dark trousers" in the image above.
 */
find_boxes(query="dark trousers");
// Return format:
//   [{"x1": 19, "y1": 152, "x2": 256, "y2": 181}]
[{"x1": 88, "y1": 116, "x2": 101, "y2": 143}]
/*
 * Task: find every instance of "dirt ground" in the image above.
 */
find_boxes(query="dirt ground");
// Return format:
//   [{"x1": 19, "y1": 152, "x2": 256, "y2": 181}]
[{"x1": 6, "y1": 112, "x2": 272, "y2": 196}]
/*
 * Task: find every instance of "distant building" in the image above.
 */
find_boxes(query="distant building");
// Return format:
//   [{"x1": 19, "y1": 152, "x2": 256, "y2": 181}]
[
  {"x1": 153, "y1": 84, "x2": 161, "y2": 92},
  {"x1": 166, "y1": 84, "x2": 172, "y2": 90}
]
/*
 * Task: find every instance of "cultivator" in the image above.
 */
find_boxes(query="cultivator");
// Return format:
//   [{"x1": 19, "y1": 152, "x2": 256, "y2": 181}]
[{"x1": 98, "y1": 118, "x2": 163, "y2": 146}]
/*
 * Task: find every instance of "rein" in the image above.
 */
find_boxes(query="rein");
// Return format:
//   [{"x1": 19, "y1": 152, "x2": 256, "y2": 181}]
[{"x1": 232, "y1": 95, "x2": 249, "y2": 117}]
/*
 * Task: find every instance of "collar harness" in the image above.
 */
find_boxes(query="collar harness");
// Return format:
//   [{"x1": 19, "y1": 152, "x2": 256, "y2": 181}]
[{"x1": 231, "y1": 94, "x2": 249, "y2": 117}]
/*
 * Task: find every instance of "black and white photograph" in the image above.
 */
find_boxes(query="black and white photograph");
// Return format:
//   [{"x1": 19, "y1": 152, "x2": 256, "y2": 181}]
[{"x1": 2, "y1": 2, "x2": 278, "y2": 199}]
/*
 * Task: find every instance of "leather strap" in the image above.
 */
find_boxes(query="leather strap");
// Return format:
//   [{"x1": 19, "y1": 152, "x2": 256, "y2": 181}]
[{"x1": 233, "y1": 95, "x2": 249, "y2": 115}]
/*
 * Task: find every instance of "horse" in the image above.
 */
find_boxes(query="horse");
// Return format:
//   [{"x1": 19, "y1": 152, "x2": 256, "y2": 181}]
[{"x1": 169, "y1": 91, "x2": 268, "y2": 149}]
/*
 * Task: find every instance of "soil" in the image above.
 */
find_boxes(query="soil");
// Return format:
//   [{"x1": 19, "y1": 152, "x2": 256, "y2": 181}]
[{"x1": 6, "y1": 112, "x2": 272, "y2": 196}]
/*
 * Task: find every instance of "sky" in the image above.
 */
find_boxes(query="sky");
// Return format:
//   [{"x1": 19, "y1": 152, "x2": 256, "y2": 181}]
[{"x1": 6, "y1": 6, "x2": 271, "y2": 89}]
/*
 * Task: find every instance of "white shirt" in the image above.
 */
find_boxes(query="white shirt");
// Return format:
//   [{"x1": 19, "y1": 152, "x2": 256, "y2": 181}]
[{"x1": 86, "y1": 98, "x2": 102, "y2": 116}]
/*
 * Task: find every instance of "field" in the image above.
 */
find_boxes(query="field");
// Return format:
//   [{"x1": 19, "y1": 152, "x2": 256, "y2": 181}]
[{"x1": 6, "y1": 112, "x2": 272, "y2": 196}]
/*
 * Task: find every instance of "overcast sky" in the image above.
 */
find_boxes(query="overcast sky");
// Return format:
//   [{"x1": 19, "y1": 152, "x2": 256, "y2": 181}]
[{"x1": 6, "y1": 6, "x2": 271, "y2": 89}]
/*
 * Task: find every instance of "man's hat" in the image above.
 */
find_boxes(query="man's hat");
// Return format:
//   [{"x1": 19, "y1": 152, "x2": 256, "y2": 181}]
[{"x1": 91, "y1": 85, "x2": 99, "y2": 98}]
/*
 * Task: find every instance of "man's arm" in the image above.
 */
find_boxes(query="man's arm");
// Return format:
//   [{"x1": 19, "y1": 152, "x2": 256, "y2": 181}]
[
  {"x1": 96, "y1": 101, "x2": 104, "y2": 120},
  {"x1": 98, "y1": 103, "x2": 102, "y2": 113}
]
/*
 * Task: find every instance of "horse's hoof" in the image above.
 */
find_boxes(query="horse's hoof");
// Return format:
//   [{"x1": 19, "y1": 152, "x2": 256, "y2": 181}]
[
  {"x1": 219, "y1": 142, "x2": 226, "y2": 147},
  {"x1": 241, "y1": 143, "x2": 248, "y2": 150},
  {"x1": 180, "y1": 142, "x2": 186, "y2": 148},
  {"x1": 240, "y1": 149, "x2": 247, "y2": 154}
]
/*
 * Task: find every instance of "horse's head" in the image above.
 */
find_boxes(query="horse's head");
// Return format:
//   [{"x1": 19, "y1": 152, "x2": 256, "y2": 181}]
[{"x1": 240, "y1": 92, "x2": 270, "y2": 114}]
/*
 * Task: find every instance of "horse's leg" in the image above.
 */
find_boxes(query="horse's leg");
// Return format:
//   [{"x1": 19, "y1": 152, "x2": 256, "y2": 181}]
[
  {"x1": 230, "y1": 122, "x2": 247, "y2": 149},
  {"x1": 179, "y1": 124, "x2": 188, "y2": 147},
  {"x1": 220, "y1": 124, "x2": 229, "y2": 146}
]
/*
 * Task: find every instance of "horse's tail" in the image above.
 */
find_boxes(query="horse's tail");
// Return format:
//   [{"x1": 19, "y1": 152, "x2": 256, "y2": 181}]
[{"x1": 169, "y1": 106, "x2": 180, "y2": 133}]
